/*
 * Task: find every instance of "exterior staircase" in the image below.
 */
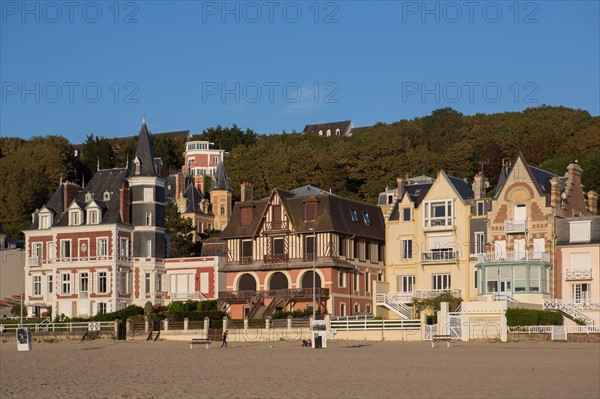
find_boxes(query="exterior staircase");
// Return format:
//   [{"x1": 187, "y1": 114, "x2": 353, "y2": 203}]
[
  {"x1": 147, "y1": 330, "x2": 160, "y2": 341},
  {"x1": 544, "y1": 299, "x2": 594, "y2": 325},
  {"x1": 376, "y1": 293, "x2": 413, "y2": 319},
  {"x1": 246, "y1": 293, "x2": 265, "y2": 319}
]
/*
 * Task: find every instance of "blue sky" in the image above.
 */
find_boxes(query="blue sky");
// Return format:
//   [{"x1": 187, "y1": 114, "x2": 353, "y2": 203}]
[{"x1": 1, "y1": 1, "x2": 599, "y2": 142}]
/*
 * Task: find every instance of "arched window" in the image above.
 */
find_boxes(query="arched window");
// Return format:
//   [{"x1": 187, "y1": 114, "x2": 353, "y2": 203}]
[
  {"x1": 238, "y1": 273, "x2": 257, "y2": 291},
  {"x1": 269, "y1": 272, "x2": 288, "y2": 290},
  {"x1": 326, "y1": 129, "x2": 331, "y2": 137},
  {"x1": 301, "y1": 271, "x2": 321, "y2": 289}
]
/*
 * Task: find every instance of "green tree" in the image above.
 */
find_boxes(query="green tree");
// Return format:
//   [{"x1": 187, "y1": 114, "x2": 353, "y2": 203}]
[{"x1": 165, "y1": 202, "x2": 200, "y2": 257}]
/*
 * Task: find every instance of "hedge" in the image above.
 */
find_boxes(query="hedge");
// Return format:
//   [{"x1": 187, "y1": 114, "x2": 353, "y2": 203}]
[{"x1": 506, "y1": 307, "x2": 563, "y2": 326}]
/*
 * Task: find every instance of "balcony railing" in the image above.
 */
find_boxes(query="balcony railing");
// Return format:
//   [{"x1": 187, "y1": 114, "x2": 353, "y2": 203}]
[
  {"x1": 303, "y1": 252, "x2": 316, "y2": 261},
  {"x1": 565, "y1": 269, "x2": 592, "y2": 280},
  {"x1": 477, "y1": 252, "x2": 550, "y2": 263},
  {"x1": 504, "y1": 220, "x2": 528, "y2": 233},
  {"x1": 170, "y1": 292, "x2": 208, "y2": 301},
  {"x1": 219, "y1": 288, "x2": 330, "y2": 302},
  {"x1": 421, "y1": 251, "x2": 458, "y2": 262},
  {"x1": 264, "y1": 220, "x2": 289, "y2": 230},
  {"x1": 240, "y1": 256, "x2": 253, "y2": 265},
  {"x1": 263, "y1": 253, "x2": 289, "y2": 263},
  {"x1": 27, "y1": 257, "x2": 41, "y2": 267},
  {"x1": 386, "y1": 289, "x2": 462, "y2": 303}
]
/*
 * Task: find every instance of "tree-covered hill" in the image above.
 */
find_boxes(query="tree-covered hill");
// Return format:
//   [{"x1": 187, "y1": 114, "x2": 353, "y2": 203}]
[{"x1": 1, "y1": 106, "x2": 598, "y2": 238}]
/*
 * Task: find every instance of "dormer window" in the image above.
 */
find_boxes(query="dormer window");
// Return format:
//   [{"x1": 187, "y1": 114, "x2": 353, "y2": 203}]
[
  {"x1": 134, "y1": 157, "x2": 141, "y2": 174},
  {"x1": 335, "y1": 128, "x2": 340, "y2": 136},
  {"x1": 569, "y1": 220, "x2": 591, "y2": 243},
  {"x1": 304, "y1": 201, "x2": 318, "y2": 222},
  {"x1": 103, "y1": 190, "x2": 111, "y2": 201},
  {"x1": 351, "y1": 209, "x2": 359, "y2": 222},
  {"x1": 363, "y1": 212, "x2": 371, "y2": 225},
  {"x1": 318, "y1": 130, "x2": 323, "y2": 136},
  {"x1": 39, "y1": 214, "x2": 50, "y2": 229},
  {"x1": 85, "y1": 192, "x2": 93, "y2": 202},
  {"x1": 69, "y1": 210, "x2": 82, "y2": 226},
  {"x1": 88, "y1": 209, "x2": 99, "y2": 225},
  {"x1": 326, "y1": 129, "x2": 331, "y2": 137},
  {"x1": 241, "y1": 206, "x2": 254, "y2": 226}
]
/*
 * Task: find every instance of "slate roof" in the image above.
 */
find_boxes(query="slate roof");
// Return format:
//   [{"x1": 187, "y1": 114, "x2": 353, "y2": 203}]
[
  {"x1": 182, "y1": 178, "x2": 205, "y2": 213},
  {"x1": 200, "y1": 238, "x2": 227, "y2": 257},
  {"x1": 130, "y1": 119, "x2": 161, "y2": 177},
  {"x1": 530, "y1": 166, "x2": 559, "y2": 195},
  {"x1": 447, "y1": 175, "x2": 475, "y2": 201},
  {"x1": 494, "y1": 153, "x2": 560, "y2": 200},
  {"x1": 388, "y1": 182, "x2": 433, "y2": 221},
  {"x1": 303, "y1": 120, "x2": 353, "y2": 136},
  {"x1": 290, "y1": 185, "x2": 332, "y2": 197},
  {"x1": 211, "y1": 160, "x2": 232, "y2": 192},
  {"x1": 220, "y1": 186, "x2": 385, "y2": 241}
]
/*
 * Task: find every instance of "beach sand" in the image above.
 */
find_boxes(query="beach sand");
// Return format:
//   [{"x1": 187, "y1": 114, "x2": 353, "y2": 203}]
[{"x1": 1, "y1": 339, "x2": 599, "y2": 399}]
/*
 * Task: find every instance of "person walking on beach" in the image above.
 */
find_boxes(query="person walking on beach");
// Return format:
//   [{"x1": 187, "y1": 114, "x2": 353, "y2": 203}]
[{"x1": 221, "y1": 330, "x2": 228, "y2": 348}]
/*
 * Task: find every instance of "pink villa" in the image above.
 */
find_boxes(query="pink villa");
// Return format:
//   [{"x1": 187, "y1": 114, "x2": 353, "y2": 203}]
[
  {"x1": 164, "y1": 256, "x2": 225, "y2": 302},
  {"x1": 218, "y1": 184, "x2": 386, "y2": 319}
]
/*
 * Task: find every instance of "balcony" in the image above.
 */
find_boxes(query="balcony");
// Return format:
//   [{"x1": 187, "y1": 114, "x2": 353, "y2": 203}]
[
  {"x1": 219, "y1": 288, "x2": 330, "y2": 302},
  {"x1": 565, "y1": 268, "x2": 592, "y2": 280},
  {"x1": 504, "y1": 220, "x2": 528, "y2": 234},
  {"x1": 170, "y1": 292, "x2": 207, "y2": 301},
  {"x1": 263, "y1": 253, "x2": 289, "y2": 263},
  {"x1": 240, "y1": 256, "x2": 253, "y2": 265},
  {"x1": 477, "y1": 252, "x2": 550, "y2": 263},
  {"x1": 386, "y1": 289, "x2": 462, "y2": 303},
  {"x1": 424, "y1": 218, "x2": 455, "y2": 231},
  {"x1": 303, "y1": 252, "x2": 316, "y2": 262},
  {"x1": 27, "y1": 257, "x2": 41, "y2": 267},
  {"x1": 421, "y1": 251, "x2": 458, "y2": 263}
]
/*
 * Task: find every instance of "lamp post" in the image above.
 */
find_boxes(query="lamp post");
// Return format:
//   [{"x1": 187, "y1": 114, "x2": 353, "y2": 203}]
[{"x1": 309, "y1": 228, "x2": 316, "y2": 322}]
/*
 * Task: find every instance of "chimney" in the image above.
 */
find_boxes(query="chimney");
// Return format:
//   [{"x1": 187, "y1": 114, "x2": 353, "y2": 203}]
[
  {"x1": 567, "y1": 160, "x2": 583, "y2": 186},
  {"x1": 588, "y1": 191, "x2": 598, "y2": 215},
  {"x1": 241, "y1": 182, "x2": 253, "y2": 202},
  {"x1": 119, "y1": 182, "x2": 131, "y2": 224},
  {"x1": 175, "y1": 173, "x2": 185, "y2": 199},
  {"x1": 550, "y1": 177, "x2": 562, "y2": 211},
  {"x1": 63, "y1": 181, "x2": 79, "y2": 210},
  {"x1": 473, "y1": 172, "x2": 486, "y2": 200},
  {"x1": 396, "y1": 177, "x2": 405, "y2": 201},
  {"x1": 194, "y1": 175, "x2": 205, "y2": 196}
]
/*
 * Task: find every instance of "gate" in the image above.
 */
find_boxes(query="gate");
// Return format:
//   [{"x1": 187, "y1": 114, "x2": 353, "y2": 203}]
[
  {"x1": 551, "y1": 326, "x2": 567, "y2": 341},
  {"x1": 449, "y1": 313, "x2": 461, "y2": 340},
  {"x1": 424, "y1": 324, "x2": 437, "y2": 341}
]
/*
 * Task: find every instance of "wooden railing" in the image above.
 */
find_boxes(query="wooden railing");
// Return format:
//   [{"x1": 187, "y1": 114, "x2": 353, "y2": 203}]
[
  {"x1": 219, "y1": 288, "x2": 330, "y2": 302},
  {"x1": 264, "y1": 220, "x2": 289, "y2": 230},
  {"x1": 263, "y1": 254, "x2": 289, "y2": 263}
]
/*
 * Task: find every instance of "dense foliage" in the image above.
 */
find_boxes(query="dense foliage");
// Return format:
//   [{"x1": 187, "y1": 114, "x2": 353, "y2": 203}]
[
  {"x1": 505, "y1": 307, "x2": 564, "y2": 326},
  {"x1": 1, "y1": 106, "x2": 598, "y2": 240}
]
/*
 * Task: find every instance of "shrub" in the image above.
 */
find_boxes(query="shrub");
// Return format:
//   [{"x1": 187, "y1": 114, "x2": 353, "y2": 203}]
[
  {"x1": 506, "y1": 308, "x2": 563, "y2": 326},
  {"x1": 91, "y1": 305, "x2": 144, "y2": 322},
  {"x1": 144, "y1": 301, "x2": 154, "y2": 315},
  {"x1": 168, "y1": 301, "x2": 185, "y2": 313}
]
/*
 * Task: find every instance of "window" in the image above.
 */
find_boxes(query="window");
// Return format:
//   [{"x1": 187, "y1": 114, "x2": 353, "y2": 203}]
[
  {"x1": 220, "y1": 205, "x2": 225, "y2": 215},
  {"x1": 363, "y1": 212, "x2": 371, "y2": 225},
  {"x1": 339, "y1": 236, "x2": 346, "y2": 257},
  {"x1": 272, "y1": 238, "x2": 284, "y2": 255},
  {"x1": 97, "y1": 303, "x2": 106, "y2": 315},
  {"x1": 474, "y1": 232, "x2": 485, "y2": 255},
  {"x1": 570, "y1": 221, "x2": 591, "y2": 243},
  {"x1": 212, "y1": 156, "x2": 219, "y2": 165},
  {"x1": 365, "y1": 271, "x2": 370, "y2": 292},
  {"x1": 32, "y1": 242, "x2": 42, "y2": 260},
  {"x1": 98, "y1": 238, "x2": 108, "y2": 257},
  {"x1": 353, "y1": 270, "x2": 359, "y2": 292},
  {"x1": 366, "y1": 303, "x2": 371, "y2": 314},
  {"x1": 304, "y1": 201, "x2": 317, "y2": 221},
  {"x1": 402, "y1": 207, "x2": 411, "y2": 222},
  {"x1": 144, "y1": 188, "x2": 153, "y2": 202},
  {"x1": 33, "y1": 276, "x2": 41, "y2": 296},
  {"x1": 98, "y1": 272, "x2": 108, "y2": 293},
  {"x1": 60, "y1": 240, "x2": 71, "y2": 260},
  {"x1": 486, "y1": 267, "x2": 498, "y2": 292},
  {"x1": 145, "y1": 273, "x2": 151, "y2": 294},
  {"x1": 240, "y1": 240, "x2": 253, "y2": 263},
  {"x1": 146, "y1": 212, "x2": 152, "y2": 226},
  {"x1": 88, "y1": 210, "x2": 98, "y2": 224},
  {"x1": 120, "y1": 238, "x2": 129, "y2": 258},
  {"x1": 340, "y1": 303, "x2": 346, "y2": 317},
  {"x1": 397, "y1": 275, "x2": 415, "y2": 293},
  {"x1": 62, "y1": 274, "x2": 71, "y2": 294},
  {"x1": 432, "y1": 273, "x2": 451, "y2": 290},
  {"x1": 40, "y1": 214, "x2": 50, "y2": 229},
  {"x1": 514, "y1": 266, "x2": 526, "y2": 292},
  {"x1": 47, "y1": 275, "x2": 53, "y2": 294},
  {"x1": 474, "y1": 269, "x2": 478, "y2": 289},
  {"x1": 119, "y1": 272, "x2": 128, "y2": 294},
  {"x1": 305, "y1": 235, "x2": 316, "y2": 260},
  {"x1": 338, "y1": 271, "x2": 346, "y2": 287},
  {"x1": 350, "y1": 209, "x2": 359, "y2": 222},
  {"x1": 476, "y1": 202, "x2": 485, "y2": 216},
  {"x1": 146, "y1": 240, "x2": 152, "y2": 257},
  {"x1": 401, "y1": 239, "x2": 413, "y2": 260},
  {"x1": 80, "y1": 272, "x2": 89, "y2": 293},
  {"x1": 424, "y1": 200, "x2": 453, "y2": 228},
  {"x1": 354, "y1": 303, "x2": 360, "y2": 314},
  {"x1": 529, "y1": 267, "x2": 540, "y2": 292},
  {"x1": 387, "y1": 194, "x2": 394, "y2": 204},
  {"x1": 156, "y1": 274, "x2": 163, "y2": 292},
  {"x1": 69, "y1": 211, "x2": 80, "y2": 226},
  {"x1": 572, "y1": 284, "x2": 590, "y2": 303}
]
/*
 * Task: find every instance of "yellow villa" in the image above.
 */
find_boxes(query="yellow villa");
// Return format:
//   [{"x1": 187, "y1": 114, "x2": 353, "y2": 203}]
[{"x1": 376, "y1": 171, "x2": 477, "y2": 319}]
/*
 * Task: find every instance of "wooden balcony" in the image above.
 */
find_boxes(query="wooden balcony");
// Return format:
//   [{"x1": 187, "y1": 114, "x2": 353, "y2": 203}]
[
  {"x1": 263, "y1": 220, "x2": 289, "y2": 231},
  {"x1": 263, "y1": 253, "x2": 289, "y2": 263},
  {"x1": 219, "y1": 288, "x2": 330, "y2": 303}
]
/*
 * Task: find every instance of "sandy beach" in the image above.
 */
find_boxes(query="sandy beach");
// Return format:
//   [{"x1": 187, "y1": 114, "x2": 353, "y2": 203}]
[{"x1": 1, "y1": 340, "x2": 599, "y2": 399}]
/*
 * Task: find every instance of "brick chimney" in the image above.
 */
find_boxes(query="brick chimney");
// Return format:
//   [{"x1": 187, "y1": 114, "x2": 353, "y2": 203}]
[
  {"x1": 566, "y1": 160, "x2": 583, "y2": 187},
  {"x1": 63, "y1": 181, "x2": 79, "y2": 210},
  {"x1": 396, "y1": 177, "x2": 405, "y2": 201},
  {"x1": 473, "y1": 172, "x2": 486, "y2": 200},
  {"x1": 588, "y1": 191, "x2": 599, "y2": 215},
  {"x1": 175, "y1": 173, "x2": 185, "y2": 199},
  {"x1": 241, "y1": 182, "x2": 253, "y2": 202},
  {"x1": 550, "y1": 177, "x2": 562, "y2": 212},
  {"x1": 119, "y1": 182, "x2": 130, "y2": 224},
  {"x1": 194, "y1": 175, "x2": 205, "y2": 196}
]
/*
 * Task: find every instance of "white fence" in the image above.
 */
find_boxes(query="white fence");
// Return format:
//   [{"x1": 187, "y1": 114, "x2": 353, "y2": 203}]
[
  {"x1": 330, "y1": 318, "x2": 420, "y2": 331},
  {"x1": 0, "y1": 321, "x2": 116, "y2": 333},
  {"x1": 508, "y1": 325, "x2": 600, "y2": 334}
]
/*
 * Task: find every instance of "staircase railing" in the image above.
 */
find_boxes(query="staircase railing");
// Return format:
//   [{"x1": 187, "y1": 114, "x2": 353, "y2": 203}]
[
  {"x1": 492, "y1": 293, "x2": 517, "y2": 302},
  {"x1": 246, "y1": 293, "x2": 265, "y2": 320},
  {"x1": 376, "y1": 294, "x2": 413, "y2": 319},
  {"x1": 544, "y1": 299, "x2": 594, "y2": 325}
]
